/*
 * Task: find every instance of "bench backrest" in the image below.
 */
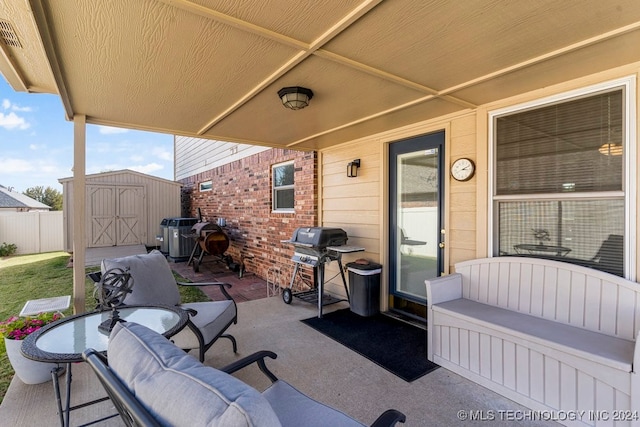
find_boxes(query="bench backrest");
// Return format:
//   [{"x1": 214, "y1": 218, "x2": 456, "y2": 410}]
[{"x1": 455, "y1": 257, "x2": 640, "y2": 340}]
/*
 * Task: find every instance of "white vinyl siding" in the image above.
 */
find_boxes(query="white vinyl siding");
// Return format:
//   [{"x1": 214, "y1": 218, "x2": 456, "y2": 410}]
[{"x1": 175, "y1": 136, "x2": 269, "y2": 181}]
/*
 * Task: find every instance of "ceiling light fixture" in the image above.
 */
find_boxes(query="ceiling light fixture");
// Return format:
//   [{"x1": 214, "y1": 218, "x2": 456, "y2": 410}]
[{"x1": 278, "y1": 86, "x2": 313, "y2": 110}]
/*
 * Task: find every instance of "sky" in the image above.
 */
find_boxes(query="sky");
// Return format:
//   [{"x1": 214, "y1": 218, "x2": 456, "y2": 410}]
[{"x1": 0, "y1": 77, "x2": 174, "y2": 193}]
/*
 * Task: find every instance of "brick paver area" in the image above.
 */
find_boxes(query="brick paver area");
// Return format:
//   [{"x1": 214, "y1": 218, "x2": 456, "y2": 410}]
[{"x1": 169, "y1": 257, "x2": 271, "y2": 303}]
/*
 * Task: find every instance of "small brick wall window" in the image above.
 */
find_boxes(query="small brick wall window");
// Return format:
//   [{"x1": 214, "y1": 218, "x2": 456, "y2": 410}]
[
  {"x1": 273, "y1": 161, "x2": 294, "y2": 212},
  {"x1": 199, "y1": 180, "x2": 212, "y2": 192}
]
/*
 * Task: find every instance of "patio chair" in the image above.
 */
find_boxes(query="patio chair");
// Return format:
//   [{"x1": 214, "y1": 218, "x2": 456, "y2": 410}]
[
  {"x1": 591, "y1": 234, "x2": 624, "y2": 277},
  {"x1": 97, "y1": 249, "x2": 237, "y2": 362},
  {"x1": 83, "y1": 322, "x2": 406, "y2": 427}
]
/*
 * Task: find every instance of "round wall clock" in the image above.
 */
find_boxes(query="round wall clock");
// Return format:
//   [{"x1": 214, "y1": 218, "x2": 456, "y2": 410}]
[{"x1": 451, "y1": 158, "x2": 475, "y2": 181}]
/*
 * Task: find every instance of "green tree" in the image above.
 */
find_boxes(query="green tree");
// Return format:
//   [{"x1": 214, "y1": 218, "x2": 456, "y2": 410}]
[{"x1": 23, "y1": 186, "x2": 63, "y2": 211}]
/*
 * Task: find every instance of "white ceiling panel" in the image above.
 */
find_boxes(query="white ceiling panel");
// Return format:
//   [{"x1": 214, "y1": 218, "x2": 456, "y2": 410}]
[{"x1": 0, "y1": 0, "x2": 638, "y2": 149}]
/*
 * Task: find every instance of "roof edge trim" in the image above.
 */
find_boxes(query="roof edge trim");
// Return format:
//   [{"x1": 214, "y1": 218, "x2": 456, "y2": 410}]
[{"x1": 29, "y1": 0, "x2": 73, "y2": 119}]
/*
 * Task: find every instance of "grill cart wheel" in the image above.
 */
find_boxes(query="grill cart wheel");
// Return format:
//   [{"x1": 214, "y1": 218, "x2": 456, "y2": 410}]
[{"x1": 282, "y1": 288, "x2": 293, "y2": 304}]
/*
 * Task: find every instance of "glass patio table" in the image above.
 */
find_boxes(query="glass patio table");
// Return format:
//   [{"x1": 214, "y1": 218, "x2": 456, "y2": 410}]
[
  {"x1": 21, "y1": 305, "x2": 189, "y2": 427},
  {"x1": 513, "y1": 243, "x2": 571, "y2": 257}
]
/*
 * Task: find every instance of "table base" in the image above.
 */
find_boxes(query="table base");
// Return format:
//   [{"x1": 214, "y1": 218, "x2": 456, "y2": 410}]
[{"x1": 51, "y1": 364, "x2": 117, "y2": 427}]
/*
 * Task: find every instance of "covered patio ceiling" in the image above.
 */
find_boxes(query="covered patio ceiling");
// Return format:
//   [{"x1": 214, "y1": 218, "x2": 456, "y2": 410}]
[{"x1": 1, "y1": 0, "x2": 640, "y2": 151}]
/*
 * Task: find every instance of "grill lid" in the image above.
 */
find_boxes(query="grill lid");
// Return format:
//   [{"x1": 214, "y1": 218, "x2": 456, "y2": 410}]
[{"x1": 288, "y1": 227, "x2": 347, "y2": 249}]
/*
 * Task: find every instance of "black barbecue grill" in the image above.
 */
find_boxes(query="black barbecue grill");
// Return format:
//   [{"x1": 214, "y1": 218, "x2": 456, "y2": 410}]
[{"x1": 282, "y1": 227, "x2": 364, "y2": 318}]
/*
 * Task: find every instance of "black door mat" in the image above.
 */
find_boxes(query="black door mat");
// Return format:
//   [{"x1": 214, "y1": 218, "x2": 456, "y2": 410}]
[{"x1": 301, "y1": 308, "x2": 439, "y2": 382}]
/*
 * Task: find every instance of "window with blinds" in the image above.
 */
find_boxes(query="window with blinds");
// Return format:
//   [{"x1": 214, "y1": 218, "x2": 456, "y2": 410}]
[
  {"x1": 493, "y1": 87, "x2": 626, "y2": 277},
  {"x1": 272, "y1": 161, "x2": 294, "y2": 212}
]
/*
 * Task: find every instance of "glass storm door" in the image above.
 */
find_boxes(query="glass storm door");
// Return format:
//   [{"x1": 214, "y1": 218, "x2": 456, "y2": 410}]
[{"x1": 389, "y1": 131, "x2": 444, "y2": 317}]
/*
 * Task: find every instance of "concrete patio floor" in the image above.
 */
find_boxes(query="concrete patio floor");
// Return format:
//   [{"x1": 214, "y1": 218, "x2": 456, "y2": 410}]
[
  {"x1": 0, "y1": 250, "x2": 559, "y2": 426},
  {"x1": 0, "y1": 298, "x2": 559, "y2": 426}
]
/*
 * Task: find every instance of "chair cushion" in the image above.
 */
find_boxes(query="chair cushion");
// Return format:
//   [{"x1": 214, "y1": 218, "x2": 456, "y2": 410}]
[
  {"x1": 101, "y1": 250, "x2": 181, "y2": 306},
  {"x1": 109, "y1": 322, "x2": 282, "y2": 427},
  {"x1": 171, "y1": 301, "x2": 236, "y2": 350},
  {"x1": 263, "y1": 381, "x2": 365, "y2": 427}
]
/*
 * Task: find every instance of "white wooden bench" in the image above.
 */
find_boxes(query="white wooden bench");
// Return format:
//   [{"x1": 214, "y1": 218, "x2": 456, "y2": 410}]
[{"x1": 425, "y1": 257, "x2": 640, "y2": 427}]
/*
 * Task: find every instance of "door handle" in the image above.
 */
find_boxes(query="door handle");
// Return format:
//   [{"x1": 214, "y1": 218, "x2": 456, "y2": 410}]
[{"x1": 439, "y1": 242, "x2": 445, "y2": 248}]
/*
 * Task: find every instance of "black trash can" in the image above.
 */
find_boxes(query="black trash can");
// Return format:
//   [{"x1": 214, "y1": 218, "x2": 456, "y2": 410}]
[{"x1": 346, "y1": 261, "x2": 382, "y2": 317}]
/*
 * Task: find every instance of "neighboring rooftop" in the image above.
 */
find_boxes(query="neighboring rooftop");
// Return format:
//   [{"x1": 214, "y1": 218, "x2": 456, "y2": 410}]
[{"x1": 0, "y1": 185, "x2": 51, "y2": 210}]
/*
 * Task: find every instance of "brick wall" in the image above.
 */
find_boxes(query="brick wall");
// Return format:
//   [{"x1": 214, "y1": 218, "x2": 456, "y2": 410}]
[{"x1": 179, "y1": 148, "x2": 317, "y2": 285}]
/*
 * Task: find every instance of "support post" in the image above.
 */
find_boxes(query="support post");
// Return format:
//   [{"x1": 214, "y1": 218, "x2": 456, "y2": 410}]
[{"x1": 72, "y1": 115, "x2": 86, "y2": 314}]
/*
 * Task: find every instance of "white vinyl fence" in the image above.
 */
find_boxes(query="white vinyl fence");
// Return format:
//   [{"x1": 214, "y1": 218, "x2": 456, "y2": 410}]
[{"x1": 0, "y1": 211, "x2": 64, "y2": 255}]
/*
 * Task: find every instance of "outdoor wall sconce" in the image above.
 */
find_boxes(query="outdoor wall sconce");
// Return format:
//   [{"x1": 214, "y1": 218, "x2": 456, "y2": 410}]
[
  {"x1": 347, "y1": 159, "x2": 361, "y2": 178},
  {"x1": 278, "y1": 86, "x2": 313, "y2": 110}
]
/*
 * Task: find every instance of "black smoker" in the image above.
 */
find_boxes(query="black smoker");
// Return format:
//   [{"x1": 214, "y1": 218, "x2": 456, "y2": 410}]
[
  {"x1": 282, "y1": 227, "x2": 364, "y2": 318},
  {"x1": 187, "y1": 221, "x2": 231, "y2": 272}
]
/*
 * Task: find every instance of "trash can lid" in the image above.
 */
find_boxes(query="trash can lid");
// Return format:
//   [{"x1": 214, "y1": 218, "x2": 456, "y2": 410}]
[
  {"x1": 346, "y1": 259, "x2": 382, "y2": 270},
  {"x1": 347, "y1": 267, "x2": 382, "y2": 275}
]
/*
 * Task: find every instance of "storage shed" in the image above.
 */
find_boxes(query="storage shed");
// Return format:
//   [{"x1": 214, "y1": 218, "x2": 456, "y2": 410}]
[{"x1": 59, "y1": 170, "x2": 182, "y2": 252}]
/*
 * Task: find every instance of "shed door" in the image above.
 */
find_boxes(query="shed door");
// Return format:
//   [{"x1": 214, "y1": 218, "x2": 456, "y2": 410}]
[{"x1": 88, "y1": 185, "x2": 145, "y2": 247}]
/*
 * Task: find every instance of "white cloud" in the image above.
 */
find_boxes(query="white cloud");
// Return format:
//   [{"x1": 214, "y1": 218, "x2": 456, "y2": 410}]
[
  {"x1": 40, "y1": 164, "x2": 60, "y2": 173},
  {"x1": 1, "y1": 99, "x2": 32, "y2": 112},
  {"x1": 0, "y1": 112, "x2": 30, "y2": 130},
  {"x1": 151, "y1": 146, "x2": 172, "y2": 161},
  {"x1": 90, "y1": 142, "x2": 114, "y2": 153},
  {"x1": 8, "y1": 164, "x2": 68, "y2": 192},
  {"x1": 98, "y1": 125, "x2": 129, "y2": 134},
  {"x1": 83, "y1": 132, "x2": 173, "y2": 182},
  {"x1": 0, "y1": 156, "x2": 64, "y2": 177},
  {"x1": 11, "y1": 104, "x2": 32, "y2": 112},
  {"x1": 1, "y1": 157, "x2": 33, "y2": 173},
  {"x1": 130, "y1": 163, "x2": 164, "y2": 174}
]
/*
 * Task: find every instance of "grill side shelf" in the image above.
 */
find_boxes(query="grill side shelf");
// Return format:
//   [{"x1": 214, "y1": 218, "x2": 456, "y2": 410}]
[{"x1": 326, "y1": 245, "x2": 365, "y2": 253}]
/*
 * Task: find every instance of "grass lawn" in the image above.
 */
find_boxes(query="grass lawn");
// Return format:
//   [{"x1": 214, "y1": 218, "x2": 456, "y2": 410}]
[{"x1": 0, "y1": 251, "x2": 208, "y2": 404}]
